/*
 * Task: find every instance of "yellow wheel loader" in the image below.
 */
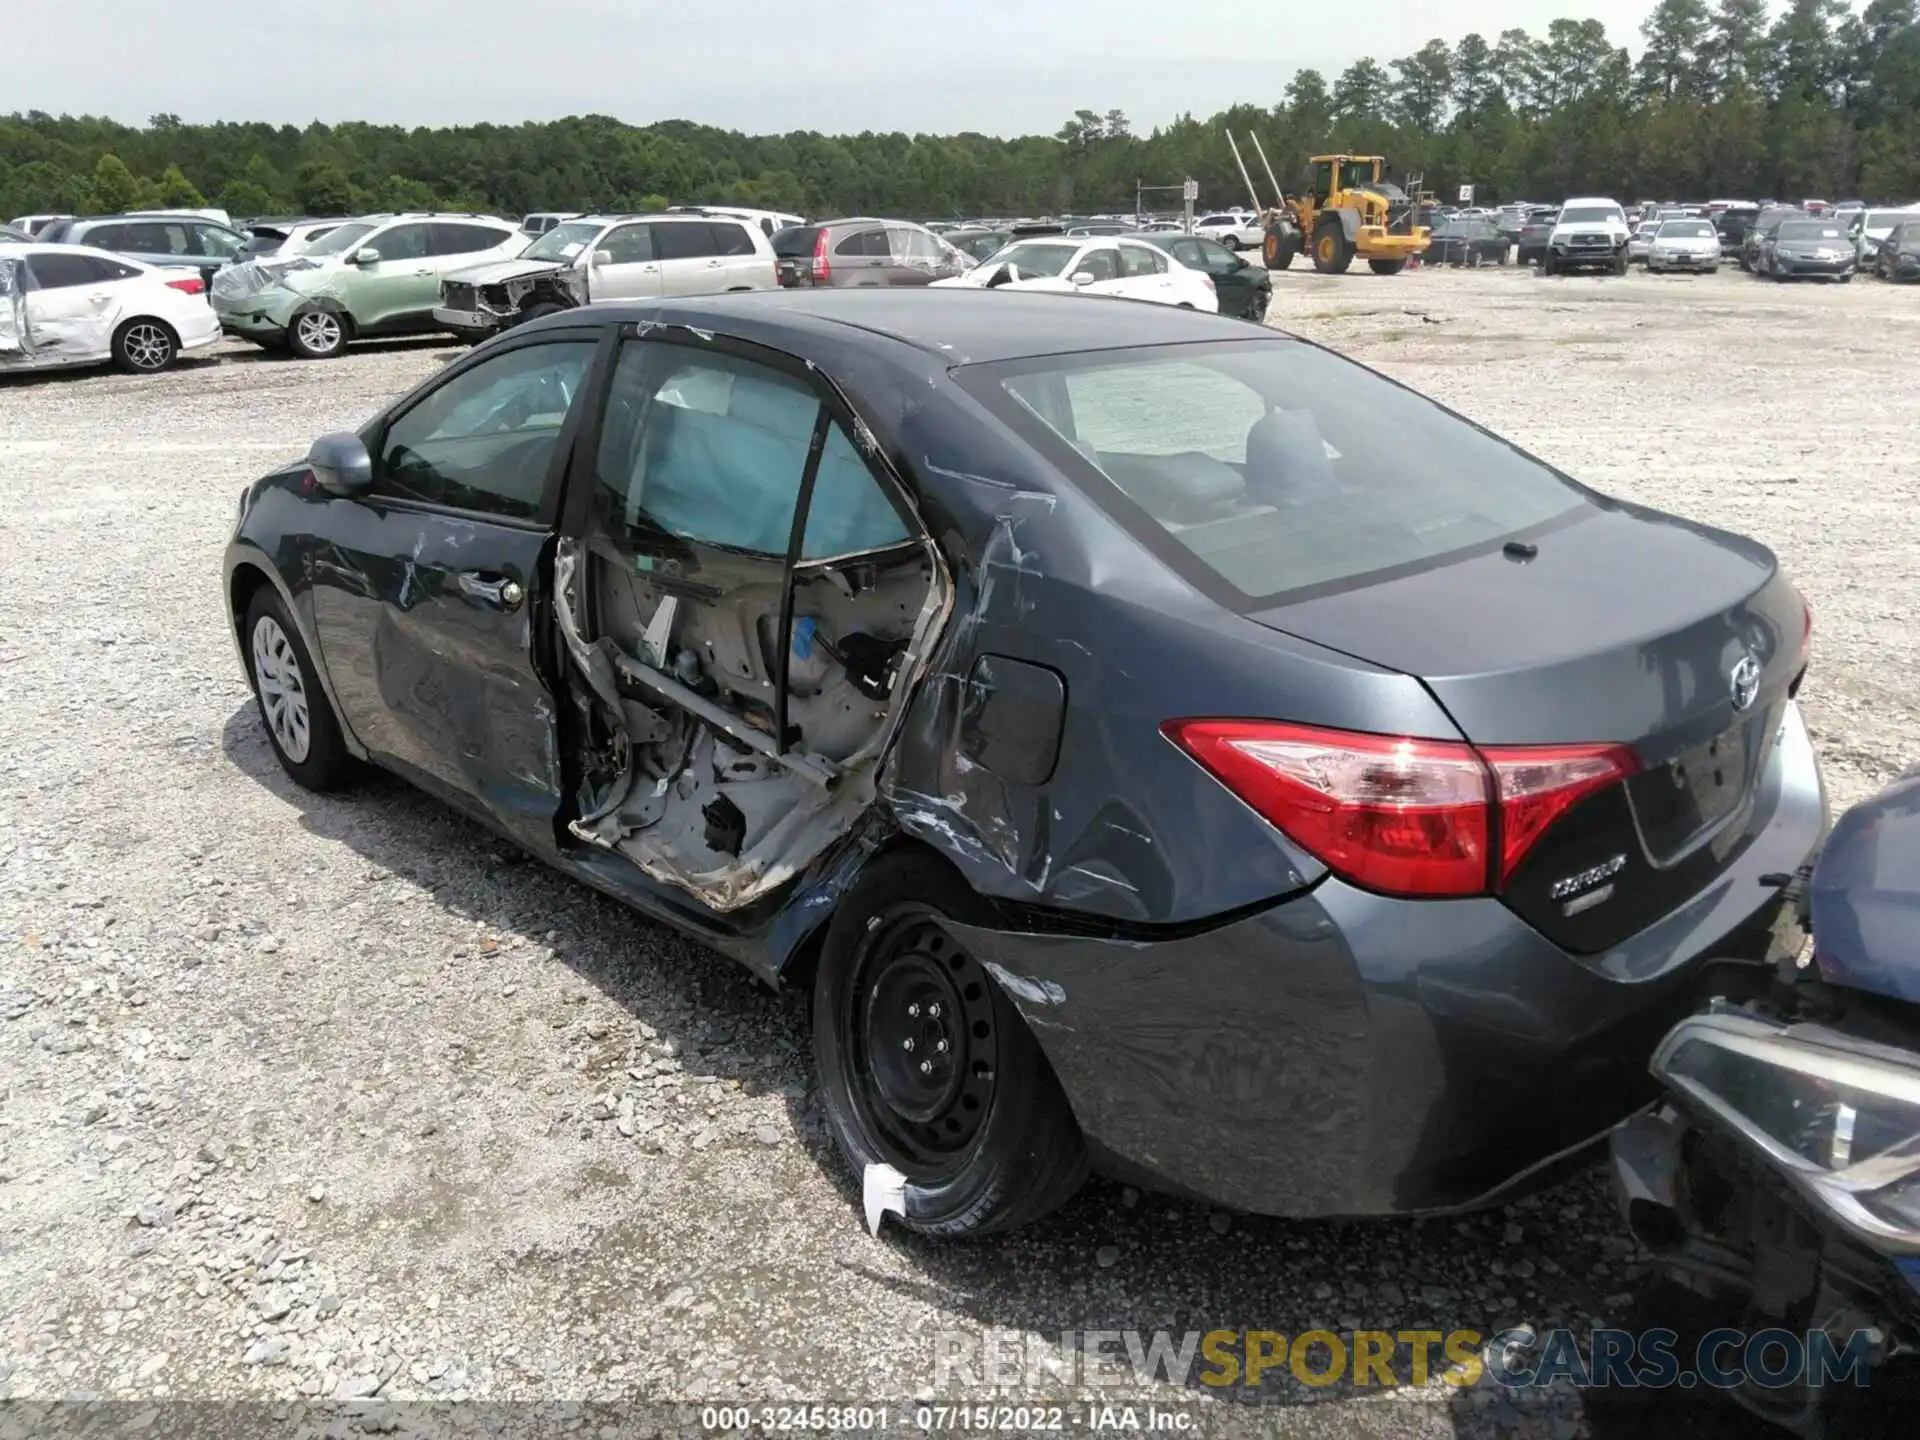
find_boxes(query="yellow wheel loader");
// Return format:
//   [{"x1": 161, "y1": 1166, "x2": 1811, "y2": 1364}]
[{"x1": 1261, "y1": 155, "x2": 1432, "y2": 275}]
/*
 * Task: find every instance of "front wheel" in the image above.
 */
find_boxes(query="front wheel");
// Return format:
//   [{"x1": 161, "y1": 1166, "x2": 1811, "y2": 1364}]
[
  {"x1": 1612, "y1": 250, "x2": 1630, "y2": 276},
  {"x1": 244, "y1": 587, "x2": 357, "y2": 791},
  {"x1": 288, "y1": 306, "x2": 348, "y2": 360},
  {"x1": 1311, "y1": 220, "x2": 1354, "y2": 275},
  {"x1": 812, "y1": 851, "x2": 1088, "y2": 1237}
]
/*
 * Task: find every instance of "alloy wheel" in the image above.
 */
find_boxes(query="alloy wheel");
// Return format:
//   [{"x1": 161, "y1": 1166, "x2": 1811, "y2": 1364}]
[
  {"x1": 121, "y1": 323, "x2": 172, "y2": 371},
  {"x1": 850, "y1": 911, "x2": 1000, "y2": 1176},
  {"x1": 296, "y1": 312, "x2": 342, "y2": 354},
  {"x1": 251, "y1": 614, "x2": 312, "y2": 763}
]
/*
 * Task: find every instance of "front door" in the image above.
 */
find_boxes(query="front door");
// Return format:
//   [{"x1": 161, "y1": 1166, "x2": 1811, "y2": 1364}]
[
  {"x1": 306, "y1": 329, "x2": 604, "y2": 850},
  {"x1": 348, "y1": 221, "x2": 437, "y2": 331},
  {"x1": 586, "y1": 222, "x2": 666, "y2": 302}
]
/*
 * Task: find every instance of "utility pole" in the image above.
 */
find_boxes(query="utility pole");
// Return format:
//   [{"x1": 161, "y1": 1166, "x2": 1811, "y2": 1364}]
[{"x1": 1182, "y1": 176, "x2": 1197, "y2": 234}]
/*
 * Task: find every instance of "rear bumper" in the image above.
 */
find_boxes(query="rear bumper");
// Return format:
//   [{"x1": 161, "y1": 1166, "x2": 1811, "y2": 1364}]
[{"x1": 951, "y1": 702, "x2": 1827, "y2": 1218}]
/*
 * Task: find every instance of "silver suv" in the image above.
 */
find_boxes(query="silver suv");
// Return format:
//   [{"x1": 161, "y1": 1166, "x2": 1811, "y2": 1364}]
[
  {"x1": 436, "y1": 213, "x2": 778, "y2": 339},
  {"x1": 771, "y1": 218, "x2": 967, "y2": 288}
]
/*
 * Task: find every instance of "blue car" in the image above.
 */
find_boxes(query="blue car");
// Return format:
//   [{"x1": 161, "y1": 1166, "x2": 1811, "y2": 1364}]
[{"x1": 222, "y1": 290, "x2": 1826, "y2": 1235}]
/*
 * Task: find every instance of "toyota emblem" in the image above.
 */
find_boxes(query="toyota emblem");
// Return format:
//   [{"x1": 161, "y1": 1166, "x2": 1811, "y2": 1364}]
[{"x1": 1729, "y1": 652, "x2": 1762, "y2": 712}]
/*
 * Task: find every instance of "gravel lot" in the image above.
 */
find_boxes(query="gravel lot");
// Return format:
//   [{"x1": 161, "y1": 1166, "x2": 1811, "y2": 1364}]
[{"x1": 2, "y1": 267, "x2": 1915, "y2": 1437}]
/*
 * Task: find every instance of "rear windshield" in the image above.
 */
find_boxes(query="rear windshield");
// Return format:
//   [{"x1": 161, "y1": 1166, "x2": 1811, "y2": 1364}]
[
  {"x1": 961, "y1": 340, "x2": 1588, "y2": 607},
  {"x1": 771, "y1": 226, "x2": 819, "y2": 258},
  {"x1": 983, "y1": 241, "x2": 1078, "y2": 277}
]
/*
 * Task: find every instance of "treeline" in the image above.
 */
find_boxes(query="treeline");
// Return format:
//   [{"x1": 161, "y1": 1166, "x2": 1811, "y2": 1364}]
[{"x1": 4, "y1": 1, "x2": 1916, "y2": 224}]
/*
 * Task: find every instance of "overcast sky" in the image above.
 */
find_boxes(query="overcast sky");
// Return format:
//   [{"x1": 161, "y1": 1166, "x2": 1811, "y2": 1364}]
[{"x1": 12, "y1": 1, "x2": 1669, "y2": 137}]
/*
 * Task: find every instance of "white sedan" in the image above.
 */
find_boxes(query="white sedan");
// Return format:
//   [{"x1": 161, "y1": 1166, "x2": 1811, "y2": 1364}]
[
  {"x1": 1, "y1": 243, "x2": 221, "y2": 375},
  {"x1": 930, "y1": 236, "x2": 1218, "y2": 311}
]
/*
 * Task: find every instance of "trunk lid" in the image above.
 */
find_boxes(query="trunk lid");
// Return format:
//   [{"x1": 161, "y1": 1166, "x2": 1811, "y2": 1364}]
[{"x1": 1250, "y1": 505, "x2": 1808, "y2": 951}]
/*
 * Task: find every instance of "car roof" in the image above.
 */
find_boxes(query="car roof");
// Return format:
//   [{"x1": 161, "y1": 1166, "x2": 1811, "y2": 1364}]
[{"x1": 552, "y1": 288, "x2": 1270, "y2": 366}]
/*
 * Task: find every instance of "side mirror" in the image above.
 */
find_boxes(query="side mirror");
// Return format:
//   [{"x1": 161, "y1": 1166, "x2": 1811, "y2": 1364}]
[
  {"x1": 591, "y1": 250, "x2": 612, "y2": 267},
  {"x1": 1069, "y1": 270, "x2": 1096, "y2": 287},
  {"x1": 308, "y1": 432, "x2": 373, "y2": 496},
  {"x1": 352, "y1": 247, "x2": 381, "y2": 266}
]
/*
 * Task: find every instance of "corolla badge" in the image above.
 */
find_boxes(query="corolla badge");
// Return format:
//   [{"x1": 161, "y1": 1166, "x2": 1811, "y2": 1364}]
[
  {"x1": 1549, "y1": 853, "x2": 1627, "y2": 908},
  {"x1": 1729, "y1": 651, "x2": 1762, "y2": 712}
]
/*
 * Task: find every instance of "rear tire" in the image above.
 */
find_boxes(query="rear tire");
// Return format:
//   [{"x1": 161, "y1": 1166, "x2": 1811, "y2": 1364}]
[
  {"x1": 812, "y1": 850, "x2": 1088, "y2": 1237},
  {"x1": 111, "y1": 318, "x2": 177, "y2": 374},
  {"x1": 243, "y1": 586, "x2": 356, "y2": 792}
]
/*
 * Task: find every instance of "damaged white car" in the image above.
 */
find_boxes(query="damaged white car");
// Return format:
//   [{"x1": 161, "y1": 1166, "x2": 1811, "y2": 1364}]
[
  {"x1": 434, "y1": 213, "x2": 778, "y2": 341},
  {"x1": 930, "y1": 236, "x2": 1218, "y2": 311},
  {"x1": 1, "y1": 244, "x2": 221, "y2": 375}
]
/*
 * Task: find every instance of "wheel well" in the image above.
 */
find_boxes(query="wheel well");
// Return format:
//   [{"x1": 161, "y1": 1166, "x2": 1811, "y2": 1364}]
[
  {"x1": 228, "y1": 563, "x2": 273, "y2": 645},
  {"x1": 775, "y1": 833, "x2": 977, "y2": 998}
]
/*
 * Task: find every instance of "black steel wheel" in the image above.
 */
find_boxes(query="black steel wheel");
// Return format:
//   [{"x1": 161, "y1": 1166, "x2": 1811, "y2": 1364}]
[
  {"x1": 812, "y1": 850, "x2": 1087, "y2": 1236},
  {"x1": 850, "y1": 913, "x2": 999, "y2": 1171}
]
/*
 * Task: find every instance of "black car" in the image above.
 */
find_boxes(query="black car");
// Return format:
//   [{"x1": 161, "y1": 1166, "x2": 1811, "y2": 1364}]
[
  {"x1": 1874, "y1": 221, "x2": 1920, "y2": 282},
  {"x1": 1713, "y1": 209, "x2": 1757, "y2": 260},
  {"x1": 224, "y1": 290, "x2": 1823, "y2": 1236},
  {"x1": 1426, "y1": 218, "x2": 1512, "y2": 267},
  {"x1": 1122, "y1": 230, "x2": 1272, "y2": 320},
  {"x1": 1516, "y1": 216, "x2": 1556, "y2": 265}
]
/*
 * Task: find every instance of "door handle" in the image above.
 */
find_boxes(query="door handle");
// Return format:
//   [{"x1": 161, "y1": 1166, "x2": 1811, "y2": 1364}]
[
  {"x1": 708, "y1": 259, "x2": 724, "y2": 267},
  {"x1": 457, "y1": 572, "x2": 524, "y2": 610},
  {"x1": 414, "y1": 268, "x2": 434, "y2": 276}
]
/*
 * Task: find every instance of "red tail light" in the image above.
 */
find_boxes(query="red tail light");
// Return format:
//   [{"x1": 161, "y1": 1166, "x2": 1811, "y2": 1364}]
[
  {"x1": 1163, "y1": 719, "x2": 1638, "y2": 898},
  {"x1": 811, "y1": 230, "x2": 830, "y2": 283},
  {"x1": 166, "y1": 276, "x2": 205, "y2": 295}
]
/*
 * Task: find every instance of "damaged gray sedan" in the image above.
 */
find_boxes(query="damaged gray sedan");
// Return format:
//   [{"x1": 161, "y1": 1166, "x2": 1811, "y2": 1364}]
[
  {"x1": 224, "y1": 291, "x2": 1823, "y2": 1236},
  {"x1": 435, "y1": 213, "x2": 778, "y2": 341}
]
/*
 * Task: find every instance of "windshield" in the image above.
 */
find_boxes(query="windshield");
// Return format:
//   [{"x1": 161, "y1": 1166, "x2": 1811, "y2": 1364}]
[
  {"x1": 1560, "y1": 206, "x2": 1620, "y2": 225},
  {"x1": 523, "y1": 220, "x2": 603, "y2": 262},
  {"x1": 300, "y1": 222, "x2": 377, "y2": 259},
  {"x1": 962, "y1": 340, "x2": 1587, "y2": 606},
  {"x1": 771, "y1": 226, "x2": 817, "y2": 258},
  {"x1": 982, "y1": 241, "x2": 1078, "y2": 277},
  {"x1": 1865, "y1": 210, "x2": 1916, "y2": 231},
  {"x1": 1901, "y1": 231, "x2": 1920, "y2": 253},
  {"x1": 1657, "y1": 221, "x2": 1714, "y2": 239},
  {"x1": 1778, "y1": 221, "x2": 1844, "y2": 242}
]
